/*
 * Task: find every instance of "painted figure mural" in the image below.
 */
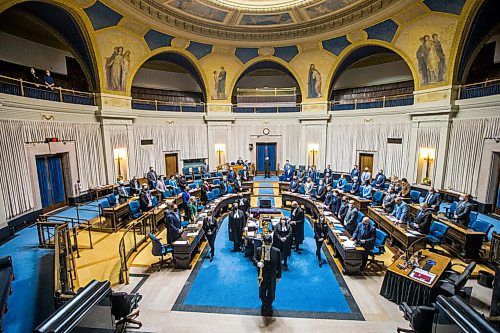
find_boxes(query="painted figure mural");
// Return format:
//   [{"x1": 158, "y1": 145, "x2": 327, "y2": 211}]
[
  {"x1": 105, "y1": 46, "x2": 130, "y2": 91},
  {"x1": 308, "y1": 64, "x2": 322, "y2": 98},
  {"x1": 213, "y1": 67, "x2": 227, "y2": 99},
  {"x1": 416, "y1": 33, "x2": 446, "y2": 85}
]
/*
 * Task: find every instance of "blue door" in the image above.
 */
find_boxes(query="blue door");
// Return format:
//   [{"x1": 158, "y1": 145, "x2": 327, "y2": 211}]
[
  {"x1": 36, "y1": 156, "x2": 66, "y2": 210},
  {"x1": 256, "y1": 143, "x2": 277, "y2": 172}
]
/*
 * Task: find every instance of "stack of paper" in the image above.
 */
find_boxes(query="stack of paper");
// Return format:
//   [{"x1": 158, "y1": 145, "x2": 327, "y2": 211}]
[
  {"x1": 332, "y1": 230, "x2": 342, "y2": 234},
  {"x1": 174, "y1": 240, "x2": 188, "y2": 245},
  {"x1": 339, "y1": 235, "x2": 349, "y2": 241},
  {"x1": 247, "y1": 231, "x2": 255, "y2": 237},
  {"x1": 187, "y1": 232, "x2": 198, "y2": 237},
  {"x1": 343, "y1": 240, "x2": 356, "y2": 249}
]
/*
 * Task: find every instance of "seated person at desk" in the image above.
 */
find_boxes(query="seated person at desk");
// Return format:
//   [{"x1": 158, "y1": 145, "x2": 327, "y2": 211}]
[
  {"x1": 228, "y1": 168, "x2": 237, "y2": 182},
  {"x1": 304, "y1": 177, "x2": 314, "y2": 196},
  {"x1": 116, "y1": 180, "x2": 129, "y2": 204},
  {"x1": 454, "y1": 194, "x2": 473, "y2": 227},
  {"x1": 139, "y1": 184, "x2": 153, "y2": 211},
  {"x1": 422, "y1": 187, "x2": 441, "y2": 211},
  {"x1": 220, "y1": 176, "x2": 229, "y2": 195},
  {"x1": 228, "y1": 203, "x2": 245, "y2": 252},
  {"x1": 400, "y1": 178, "x2": 411, "y2": 198},
  {"x1": 236, "y1": 157, "x2": 244, "y2": 165},
  {"x1": 168, "y1": 175, "x2": 178, "y2": 189},
  {"x1": 155, "y1": 175, "x2": 167, "y2": 198},
  {"x1": 273, "y1": 217, "x2": 292, "y2": 268},
  {"x1": 314, "y1": 213, "x2": 328, "y2": 267},
  {"x1": 372, "y1": 169, "x2": 386, "y2": 189},
  {"x1": 130, "y1": 176, "x2": 141, "y2": 196},
  {"x1": 382, "y1": 186, "x2": 397, "y2": 213},
  {"x1": 329, "y1": 190, "x2": 342, "y2": 215},
  {"x1": 324, "y1": 164, "x2": 332, "y2": 177},
  {"x1": 362, "y1": 180, "x2": 372, "y2": 199},
  {"x1": 350, "y1": 177, "x2": 360, "y2": 195},
  {"x1": 233, "y1": 175, "x2": 243, "y2": 193},
  {"x1": 344, "y1": 200, "x2": 359, "y2": 235},
  {"x1": 337, "y1": 174, "x2": 347, "y2": 191},
  {"x1": 350, "y1": 165, "x2": 360, "y2": 180},
  {"x1": 410, "y1": 202, "x2": 432, "y2": 234},
  {"x1": 283, "y1": 160, "x2": 293, "y2": 181},
  {"x1": 315, "y1": 179, "x2": 327, "y2": 201},
  {"x1": 324, "y1": 172, "x2": 333, "y2": 186},
  {"x1": 167, "y1": 204, "x2": 183, "y2": 244},
  {"x1": 289, "y1": 176, "x2": 299, "y2": 193},
  {"x1": 337, "y1": 196, "x2": 349, "y2": 222},
  {"x1": 390, "y1": 176, "x2": 401, "y2": 193},
  {"x1": 351, "y1": 217, "x2": 376, "y2": 271},
  {"x1": 392, "y1": 197, "x2": 410, "y2": 225},
  {"x1": 290, "y1": 201, "x2": 305, "y2": 252},
  {"x1": 360, "y1": 167, "x2": 371, "y2": 184}
]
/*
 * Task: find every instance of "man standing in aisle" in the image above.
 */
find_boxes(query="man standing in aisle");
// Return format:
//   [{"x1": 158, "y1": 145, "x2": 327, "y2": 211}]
[
  {"x1": 264, "y1": 156, "x2": 271, "y2": 178},
  {"x1": 147, "y1": 166, "x2": 157, "y2": 190},
  {"x1": 254, "y1": 234, "x2": 281, "y2": 316},
  {"x1": 290, "y1": 201, "x2": 305, "y2": 252}
]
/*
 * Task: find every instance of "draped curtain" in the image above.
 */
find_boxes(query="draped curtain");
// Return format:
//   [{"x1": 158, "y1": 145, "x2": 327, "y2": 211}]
[
  {"x1": 36, "y1": 158, "x2": 50, "y2": 208},
  {"x1": 48, "y1": 156, "x2": 65, "y2": 204}
]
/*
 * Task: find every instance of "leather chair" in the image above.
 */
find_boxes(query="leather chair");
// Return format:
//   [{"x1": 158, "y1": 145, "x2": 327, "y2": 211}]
[
  {"x1": 470, "y1": 219, "x2": 493, "y2": 240},
  {"x1": 107, "y1": 193, "x2": 118, "y2": 206},
  {"x1": 148, "y1": 233, "x2": 173, "y2": 270},
  {"x1": 397, "y1": 301, "x2": 436, "y2": 333},
  {"x1": 128, "y1": 201, "x2": 142, "y2": 219},
  {"x1": 372, "y1": 191, "x2": 384, "y2": 206},
  {"x1": 368, "y1": 229, "x2": 388, "y2": 269},
  {"x1": 410, "y1": 190, "x2": 421, "y2": 204},
  {"x1": 445, "y1": 201, "x2": 458, "y2": 219},
  {"x1": 212, "y1": 179, "x2": 221, "y2": 186},
  {"x1": 426, "y1": 221, "x2": 449, "y2": 251},
  {"x1": 112, "y1": 291, "x2": 143, "y2": 330},
  {"x1": 436, "y1": 261, "x2": 476, "y2": 297}
]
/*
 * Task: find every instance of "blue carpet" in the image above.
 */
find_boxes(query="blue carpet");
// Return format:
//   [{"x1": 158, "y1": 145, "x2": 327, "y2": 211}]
[
  {"x1": 0, "y1": 226, "x2": 54, "y2": 332},
  {"x1": 254, "y1": 176, "x2": 279, "y2": 181},
  {"x1": 173, "y1": 211, "x2": 363, "y2": 319}
]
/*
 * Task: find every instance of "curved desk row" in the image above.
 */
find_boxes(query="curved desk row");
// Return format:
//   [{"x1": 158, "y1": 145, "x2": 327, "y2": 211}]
[{"x1": 282, "y1": 192, "x2": 365, "y2": 275}]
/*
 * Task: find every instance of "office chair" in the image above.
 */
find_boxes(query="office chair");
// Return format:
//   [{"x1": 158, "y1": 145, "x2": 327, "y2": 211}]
[
  {"x1": 344, "y1": 183, "x2": 353, "y2": 192},
  {"x1": 410, "y1": 190, "x2": 421, "y2": 204},
  {"x1": 112, "y1": 291, "x2": 143, "y2": 330},
  {"x1": 107, "y1": 193, "x2": 118, "y2": 206},
  {"x1": 444, "y1": 201, "x2": 458, "y2": 219},
  {"x1": 212, "y1": 179, "x2": 221, "y2": 186},
  {"x1": 151, "y1": 196, "x2": 158, "y2": 208},
  {"x1": 128, "y1": 201, "x2": 142, "y2": 219},
  {"x1": 397, "y1": 302, "x2": 436, "y2": 333},
  {"x1": 299, "y1": 184, "x2": 305, "y2": 194},
  {"x1": 207, "y1": 191, "x2": 214, "y2": 202},
  {"x1": 212, "y1": 188, "x2": 221, "y2": 198},
  {"x1": 470, "y1": 219, "x2": 493, "y2": 240},
  {"x1": 372, "y1": 191, "x2": 384, "y2": 206},
  {"x1": 436, "y1": 261, "x2": 477, "y2": 297},
  {"x1": 368, "y1": 229, "x2": 388, "y2": 269},
  {"x1": 215, "y1": 172, "x2": 223, "y2": 177},
  {"x1": 359, "y1": 186, "x2": 365, "y2": 198},
  {"x1": 148, "y1": 233, "x2": 173, "y2": 270},
  {"x1": 332, "y1": 180, "x2": 339, "y2": 189},
  {"x1": 426, "y1": 221, "x2": 449, "y2": 252},
  {"x1": 227, "y1": 185, "x2": 233, "y2": 194}
]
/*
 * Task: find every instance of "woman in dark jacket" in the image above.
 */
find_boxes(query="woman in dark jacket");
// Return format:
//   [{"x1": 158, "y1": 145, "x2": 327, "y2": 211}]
[{"x1": 314, "y1": 213, "x2": 329, "y2": 267}]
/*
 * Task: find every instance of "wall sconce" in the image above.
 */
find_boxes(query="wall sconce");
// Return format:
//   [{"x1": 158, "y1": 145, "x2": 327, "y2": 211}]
[
  {"x1": 419, "y1": 147, "x2": 435, "y2": 185},
  {"x1": 249, "y1": 143, "x2": 254, "y2": 151},
  {"x1": 113, "y1": 148, "x2": 127, "y2": 179},
  {"x1": 308, "y1": 143, "x2": 319, "y2": 166},
  {"x1": 215, "y1": 144, "x2": 225, "y2": 165}
]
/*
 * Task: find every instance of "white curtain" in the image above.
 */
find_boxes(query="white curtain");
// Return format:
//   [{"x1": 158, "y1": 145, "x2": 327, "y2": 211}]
[{"x1": 326, "y1": 122, "x2": 411, "y2": 177}]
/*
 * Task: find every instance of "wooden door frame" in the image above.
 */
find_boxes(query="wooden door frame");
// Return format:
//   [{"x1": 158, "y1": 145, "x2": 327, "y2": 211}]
[
  {"x1": 37, "y1": 154, "x2": 68, "y2": 213},
  {"x1": 164, "y1": 152, "x2": 179, "y2": 177},
  {"x1": 358, "y1": 151, "x2": 375, "y2": 174},
  {"x1": 255, "y1": 142, "x2": 277, "y2": 175}
]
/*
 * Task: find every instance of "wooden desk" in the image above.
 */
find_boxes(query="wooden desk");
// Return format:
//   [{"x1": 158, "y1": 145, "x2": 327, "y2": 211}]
[
  {"x1": 102, "y1": 198, "x2": 137, "y2": 231},
  {"x1": 281, "y1": 192, "x2": 365, "y2": 275},
  {"x1": 279, "y1": 182, "x2": 290, "y2": 193},
  {"x1": 367, "y1": 206, "x2": 426, "y2": 251},
  {"x1": 408, "y1": 204, "x2": 485, "y2": 260},
  {"x1": 92, "y1": 184, "x2": 115, "y2": 200},
  {"x1": 380, "y1": 250, "x2": 451, "y2": 306},
  {"x1": 341, "y1": 192, "x2": 372, "y2": 213}
]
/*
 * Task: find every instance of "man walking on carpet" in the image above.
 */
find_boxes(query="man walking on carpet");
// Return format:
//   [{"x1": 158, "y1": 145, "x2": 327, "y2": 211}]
[{"x1": 254, "y1": 234, "x2": 282, "y2": 316}]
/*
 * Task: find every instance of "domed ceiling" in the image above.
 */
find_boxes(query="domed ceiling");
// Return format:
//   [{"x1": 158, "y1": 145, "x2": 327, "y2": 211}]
[{"x1": 121, "y1": 0, "x2": 404, "y2": 43}]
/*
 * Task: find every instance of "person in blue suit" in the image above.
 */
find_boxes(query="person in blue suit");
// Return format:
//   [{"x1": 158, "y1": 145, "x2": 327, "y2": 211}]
[
  {"x1": 337, "y1": 174, "x2": 347, "y2": 191},
  {"x1": 352, "y1": 217, "x2": 376, "y2": 271},
  {"x1": 308, "y1": 165, "x2": 318, "y2": 183},
  {"x1": 392, "y1": 197, "x2": 410, "y2": 225},
  {"x1": 167, "y1": 204, "x2": 183, "y2": 244},
  {"x1": 329, "y1": 190, "x2": 342, "y2": 215},
  {"x1": 372, "y1": 169, "x2": 386, "y2": 189},
  {"x1": 283, "y1": 160, "x2": 293, "y2": 181},
  {"x1": 289, "y1": 176, "x2": 299, "y2": 193},
  {"x1": 350, "y1": 165, "x2": 360, "y2": 180},
  {"x1": 362, "y1": 180, "x2": 372, "y2": 199},
  {"x1": 350, "y1": 177, "x2": 360, "y2": 195}
]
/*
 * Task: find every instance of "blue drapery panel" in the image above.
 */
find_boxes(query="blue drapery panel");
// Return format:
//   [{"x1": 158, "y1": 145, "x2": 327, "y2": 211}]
[
  {"x1": 36, "y1": 158, "x2": 50, "y2": 208},
  {"x1": 48, "y1": 156, "x2": 65, "y2": 204},
  {"x1": 256, "y1": 143, "x2": 276, "y2": 171}
]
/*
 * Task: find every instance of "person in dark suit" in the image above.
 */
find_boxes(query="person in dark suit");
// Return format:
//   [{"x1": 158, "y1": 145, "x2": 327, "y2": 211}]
[
  {"x1": 350, "y1": 176, "x2": 360, "y2": 195},
  {"x1": 167, "y1": 204, "x2": 183, "y2": 244},
  {"x1": 352, "y1": 217, "x2": 376, "y2": 271},
  {"x1": 200, "y1": 181, "x2": 210, "y2": 204},
  {"x1": 308, "y1": 165, "x2": 318, "y2": 183},
  {"x1": 254, "y1": 234, "x2": 282, "y2": 316},
  {"x1": 372, "y1": 170, "x2": 386, "y2": 189},
  {"x1": 290, "y1": 201, "x2": 305, "y2": 252},
  {"x1": 203, "y1": 210, "x2": 218, "y2": 261},
  {"x1": 289, "y1": 176, "x2": 299, "y2": 193},
  {"x1": 454, "y1": 194, "x2": 473, "y2": 227},
  {"x1": 242, "y1": 161, "x2": 250, "y2": 181},
  {"x1": 329, "y1": 190, "x2": 342, "y2": 215},
  {"x1": 344, "y1": 200, "x2": 359, "y2": 235},
  {"x1": 237, "y1": 193, "x2": 250, "y2": 215},
  {"x1": 228, "y1": 168, "x2": 237, "y2": 182},
  {"x1": 233, "y1": 175, "x2": 243, "y2": 193},
  {"x1": 324, "y1": 186, "x2": 334, "y2": 206},
  {"x1": 315, "y1": 179, "x2": 327, "y2": 201},
  {"x1": 324, "y1": 164, "x2": 332, "y2": 177},
  {"x1": 177, "y1": 174, "x2": 188, "y2": 190},
  {"x1": 236, "y1": 157, "x2": 244, "y2": 165},
  {"x1": 283, "y1": 160, "x2": 293, "y2": 181},
  {"x1": 273, "y1": 217, "x2": 292, "y2": 268},
  {"x1": 314, "y1": 214, "x2": 328, "y2": 267},
  {"x1": 228, "y1": 203, "x2": 245, "y2": 251},
  {"x1": 116, "y1": 180, "x2": 129, "y2": 204},
  {"x1": 392, "y1": 197, "x2": 410, "y2": 225},
  {"x1": 130, "y1": 176, "x2": 141, "y2": 196},
  {"x1": 350, "y1": 165, "x2": 360, "y2": 180},
  {"x1": 181, "y1": 187, "x2": 191, "y2": 221},
  {"x1": 382, "y1": 187, "x2": 397, "y2": 213},
  {"x1": 338, "y1": 196, "x2": 349, "y2": 222},
  {"x1": 201, "y1": 160, "x2": 210, "y2": 175},
  {"x1": 220, "y1": 176, "x2": 229, "y2": 195},
  {"x1": 324, "y1": 172, "x2": 333, "y2": 186},
  {"x1": 422, "y1": 187, "x2": 442, "y2": 211},
  {"x1": 264, "y1": 157, "x2": 271, "y2": 178},
  {"x1": 410, "y1": 203, "x2": 432, "y2": 234},
  {"x1": 139, "y1": 184, "x2": 153, "y2": 211},
  {"x1": 147, "y1": 166, "x2": 157, "y2": 189}
]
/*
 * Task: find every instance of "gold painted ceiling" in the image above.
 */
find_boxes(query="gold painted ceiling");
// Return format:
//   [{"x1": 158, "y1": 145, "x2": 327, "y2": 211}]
[{"x1": 120, "y1": 0, "x2": 405, "y2": 42}]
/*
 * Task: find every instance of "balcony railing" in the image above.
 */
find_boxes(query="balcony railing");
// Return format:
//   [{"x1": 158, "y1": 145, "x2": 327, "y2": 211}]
[
  {"x1": 458, "y1": 78, "x2": 500, "y2": 100},
  {"x1": 0, "y1": 74, "x2": 95, "y2": 105},
  {"x1": 232, "y1": 104, "x2": 301, "y2": 113},
  {"x1": 329, "y1": 93, "x2": 414, "y2": 111},
  {"x1": 131, "y1": 98, "x2": 206, "y2": 112}
]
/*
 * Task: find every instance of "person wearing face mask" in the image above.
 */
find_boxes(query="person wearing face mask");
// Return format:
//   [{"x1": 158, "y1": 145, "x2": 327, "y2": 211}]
[
  {"x1": 352, "y1": 217, "x2": 376, "y2": 271},
  {"x1": 273, "y1": 217, "x2": 292, "y2": 268},
  {"x1": 220, "y1": 176, "x2": 229, "y2": 195},
  {"x1": 372, "y1": 169, "x2": 386, "y2": 189},
  {"x1": 350, "y1": 165, "x2": 360, "y2": 180},
  {"x1": 362, "y1": 180, "x2": 372, "y2": 199},
  {"x1": 360, "y1": 167, "x2": 371, "y2": 184},
  {"x1": 423, "y1": 187, "x2": 441, "y2": 211},
  {"x1": 392, "y1": 197, "x2": 410, "y2": 225},
  {"x1": 203, "y1": 210, "x2": 218, "y2": 261},
  {"x1": 454, "y1": 194, "x2": 472, "y2": 227},
  {"x1": 337, "y1": 174, "x2": 347, "y2": 191},
  {"x1": 314, "y1": 214, "x2": 328, "y2": 267},
  {"x1": 234, "y1": 175, "x2": 243, "y2": 193},
  {"x1": 228, "y1": 203, "x2": 244, "y2": 251},
  {"x1": 116, "y1": 180, "x2": 128, "y2": 204},
  {"x1": 283, "y1": 160, "x2": 293, "y2": 182},
  {"x1": 237, "y1": 193, "x2": 249, "y2": 215},
  {"x1": 167, "y1": 204, "x2": 183, "y2": 244},
  {"x1": 329, "y1": 190, "x2": 342, "y2": 215},
  {"x1": 254, "y1": 234, "x2": 281, "y2": 316},
  {"x1": 410, "y1": 203, "x2": 432, "y2": 234},
  {"x1": 289, "y1": 176, "x2": 299, "y2": 193},
  {"x1": 338, "y1": 196, "x2": 350, "y2": 222},
  {"x1": 324, "y1": 172, "x2": 333, "y2": 186},
  {"x1": 304, "y1": 177, "x2": 314, "y2": 196},
  {"x1": 400, "y1": 178, "x2": 411, "y2": 198},
  {"x1": 324, "y1": 164, "x2": 332, "y2": 177},
  {"x1": 344, "y1": 200, "x2": 359, "y2": 235},
  {"x1": 130, "y1": 176, "x2": 141, "y2": 196},
  {"x1": 324, "y1": 186, "x2": 334, "y2": 206},
  {"x1": 290, "y1": 201, "x2": 305, "y2": 252},
  {"x1": 315, "y1": 179, "x2": 327, "y2": 201},
  {"x1": 350, "y1": 176, "x2": 360, "y2": 196},
  {"x1": 382, "y1": 186, "x2": 397, "y2": 213},
  {"x1": 139, "y1": 184, "x2": 153, "y2": 211}
]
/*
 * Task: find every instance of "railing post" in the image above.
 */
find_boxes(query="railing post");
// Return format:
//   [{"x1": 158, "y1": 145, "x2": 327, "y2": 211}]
[
  {"x1": 383, "y1": 96, "x2": 386, "y2": 108},
  {"x1": 59, "y1": 87, "x2": 63, "y2": 102},
  {"x1": 19, "y1": 79, "x2": 24, "y2": 97},
  {"x1": 458, "y1": 85, "x2": 462, "y2": 100},
  {"x1": 354, "y1": 98, "x2": 358, "y2": 110},
  {"x1": 155, "y1": 99, "x2": 158, "y2": 111},
  {"x1": 92, "y1": 93, "x2": 96, "y2": 106}
]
